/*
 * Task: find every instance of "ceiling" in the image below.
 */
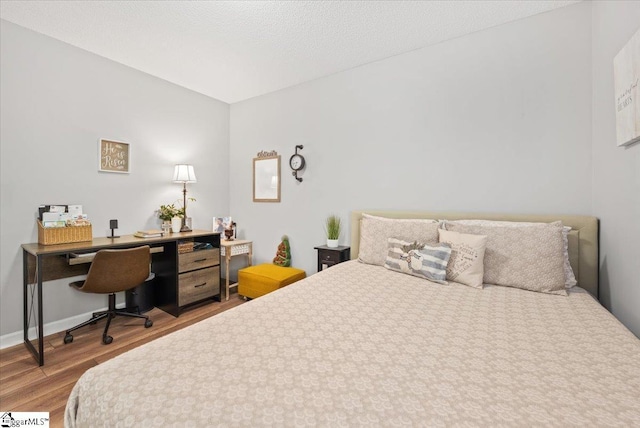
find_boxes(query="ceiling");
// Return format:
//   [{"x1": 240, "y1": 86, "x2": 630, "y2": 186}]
[{"x1": 0, "y1": 1, "x2": 580, "y2": 104}]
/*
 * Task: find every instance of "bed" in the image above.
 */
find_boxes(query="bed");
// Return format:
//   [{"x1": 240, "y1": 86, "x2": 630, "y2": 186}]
[{"x1": 65, "y1": 211, "x2": 640, "y2": 427}]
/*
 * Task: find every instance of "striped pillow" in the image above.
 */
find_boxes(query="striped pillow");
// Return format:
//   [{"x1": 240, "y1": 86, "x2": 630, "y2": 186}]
[{"x1": 384, "y1": 238, "x2": 452, "y2": 284}]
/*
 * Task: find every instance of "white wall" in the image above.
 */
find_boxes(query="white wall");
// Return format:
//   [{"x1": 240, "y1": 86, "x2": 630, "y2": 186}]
[
  {"x1": 4, "y1": 1, "x2": 638, "y2": 342},
  {"x1": 230, "y1": 3, "x2": 592, "y2": 275},
  {"x1": 0, "y1": 21, "x2": 230, "y2": 338},
  {"x1": 591, "y1": 1, "x2": 640, "y2": 337}
]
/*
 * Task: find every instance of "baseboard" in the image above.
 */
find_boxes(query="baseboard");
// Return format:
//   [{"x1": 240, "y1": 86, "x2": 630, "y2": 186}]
[{"x1": 0, "y1": 304, "x2": 127, "y2": 350}]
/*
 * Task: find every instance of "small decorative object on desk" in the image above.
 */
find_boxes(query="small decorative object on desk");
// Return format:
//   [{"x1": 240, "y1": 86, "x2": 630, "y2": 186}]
[
  {"x1": 134, "y1": 230, "x2": 164, "y2": 238},
  {"x1": 158, "y1": 204, "x2": 179, "y2": 222},
  {"x1": 171, "y1": 217, "x2": 182, "y2": 233},
  {"x1": 158, "y1": 200, "x2": 193, "y2": 233},
  {"x1": 325, "y1": 214, "x2": 341, "y2": 248}
]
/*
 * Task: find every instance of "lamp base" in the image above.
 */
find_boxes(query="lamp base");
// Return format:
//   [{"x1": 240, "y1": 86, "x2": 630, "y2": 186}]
[{"x1": 180, "y1": 217, "x2": 192, "y2": 232}]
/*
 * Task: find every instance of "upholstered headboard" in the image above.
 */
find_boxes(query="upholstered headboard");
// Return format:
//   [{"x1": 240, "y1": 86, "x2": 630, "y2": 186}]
[{"x1": 350, "y1": 211, "x2": 599, "y2": 297}]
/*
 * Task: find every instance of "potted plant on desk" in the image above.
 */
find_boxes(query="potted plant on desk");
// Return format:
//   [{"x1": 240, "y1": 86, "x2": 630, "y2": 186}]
[{"x1": 158, "y1": 204, "x2": 180, "y2": 233}]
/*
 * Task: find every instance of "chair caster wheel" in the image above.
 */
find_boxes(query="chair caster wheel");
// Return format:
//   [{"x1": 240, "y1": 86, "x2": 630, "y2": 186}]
[
  {"x1": 103, "y1": 335, "x2": 113, "y2": 345},
  {"x1": 64, "y1": 334, "x2": 73, "y2": 344},
  {"x1": 144, "y1": 319, "x2": 153, "y2": 328}
]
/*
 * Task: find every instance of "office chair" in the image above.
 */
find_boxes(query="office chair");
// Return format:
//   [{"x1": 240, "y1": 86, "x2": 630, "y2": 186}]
[{"x1": 64, "y1": 246, "x2": 153, "y2": 345}]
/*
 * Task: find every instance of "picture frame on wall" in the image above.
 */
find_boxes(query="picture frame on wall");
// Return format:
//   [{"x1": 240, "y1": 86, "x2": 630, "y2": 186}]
[
  {"x1": 613, "y1": 28, "x2": 640, "y2": 147},
  {"x1": 99, "y1": 139, "x2": 131, "y2": 173}
]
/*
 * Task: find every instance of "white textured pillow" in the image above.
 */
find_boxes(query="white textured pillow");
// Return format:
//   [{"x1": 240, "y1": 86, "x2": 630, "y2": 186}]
[
  {"x1": 446, "y1": 221, "x2": 567, "y2": 296},
  {"x1": 384, "y1": 238, "x2": 452, "y2": 284},
  {"x1": 445, "y1": 219, "x2": 577, "y2": 288},
  {"x1": 358, "y1": 214, "x2": 439, "y2": 266},
  {"x1": 438, "y1": 229, "x2": 487, "y2": 289}
]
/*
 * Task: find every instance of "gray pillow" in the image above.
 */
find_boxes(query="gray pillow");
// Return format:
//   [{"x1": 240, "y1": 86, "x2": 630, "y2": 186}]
[{"x1": 384, "y1": 238, "x2": 452, "y2": 284}]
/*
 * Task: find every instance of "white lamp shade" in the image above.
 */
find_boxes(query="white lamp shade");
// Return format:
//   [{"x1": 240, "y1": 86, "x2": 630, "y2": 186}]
[{"x1": 173, "y1": 164, "x2": 197, "y2": 183}]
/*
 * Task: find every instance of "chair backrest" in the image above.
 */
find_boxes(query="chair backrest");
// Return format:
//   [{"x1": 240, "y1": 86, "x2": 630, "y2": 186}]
[{"x1": 79, "y1": 246, "x2": 151, "y2": 294}]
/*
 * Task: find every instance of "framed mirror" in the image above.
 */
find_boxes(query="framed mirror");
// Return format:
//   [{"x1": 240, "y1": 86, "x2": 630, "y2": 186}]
[{"x1": 253, "y1": 155, "x2": 281, "y2": 202}]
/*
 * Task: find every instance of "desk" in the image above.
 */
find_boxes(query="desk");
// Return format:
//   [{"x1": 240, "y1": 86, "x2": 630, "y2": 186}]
[
  {"x1": 220, "y1": 239, "x2": 252, "y2": 300},
  {"x1": 21, "y1": 230, "x2": 220, "y2": 366}
]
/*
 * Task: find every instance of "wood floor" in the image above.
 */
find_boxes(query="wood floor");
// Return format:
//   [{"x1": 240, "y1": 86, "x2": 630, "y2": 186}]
[{"x1": 0, "y1": 295, "x2": 245, "y2": 427}]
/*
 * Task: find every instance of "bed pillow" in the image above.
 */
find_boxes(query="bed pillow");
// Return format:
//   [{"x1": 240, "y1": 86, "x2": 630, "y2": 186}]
[
  {"x1": 437, "y1": 229, "x2": 487, "y2": 289},
  {"x1": 446, "y1": 221, "x2": 567, "y2": 296},
  {"x1": 445, "y1": 219, "x2": 577, "y2": 288},
  {"x1": 358, "y1": 214, "x2": 439, "y2": 266},
  {"x1": 384, "y1": 238, "x2": 452, "y2": 284}
]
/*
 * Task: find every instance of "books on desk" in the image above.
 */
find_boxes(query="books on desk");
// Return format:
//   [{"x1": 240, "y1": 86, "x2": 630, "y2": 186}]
[{"x1": 134, "y1": 230, "x2": 164, "y2": 238}]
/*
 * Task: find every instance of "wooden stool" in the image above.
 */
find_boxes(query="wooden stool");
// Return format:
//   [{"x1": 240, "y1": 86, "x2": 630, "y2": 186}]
[{"x1": 238, "y1": 263, "x2": 306, "y2": 299}]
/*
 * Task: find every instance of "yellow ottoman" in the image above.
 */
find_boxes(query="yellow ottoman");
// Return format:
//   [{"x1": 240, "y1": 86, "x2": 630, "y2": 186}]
[{"x1": 238, "y1": 263, "x2": 306, "y2": 299}]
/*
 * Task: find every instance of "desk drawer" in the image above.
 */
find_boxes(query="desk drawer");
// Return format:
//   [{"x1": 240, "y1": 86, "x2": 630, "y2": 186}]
[
  {"x1": 179, "y1": 266, "x2": 220, "y2": 306},
  {"x1": 179, "y1": 248, "x2": 220, "y2": 273}
]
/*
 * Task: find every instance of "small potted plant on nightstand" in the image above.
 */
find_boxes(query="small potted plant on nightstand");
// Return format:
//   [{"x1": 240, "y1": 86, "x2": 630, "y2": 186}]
[{"x1": 325, "y1": 215, "x2": 341, "y2": 248}]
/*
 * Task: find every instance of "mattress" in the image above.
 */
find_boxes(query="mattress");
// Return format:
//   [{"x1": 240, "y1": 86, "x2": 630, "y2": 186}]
[{"x1": 65, "y1": 261, "x2": 640, "y2": 427}]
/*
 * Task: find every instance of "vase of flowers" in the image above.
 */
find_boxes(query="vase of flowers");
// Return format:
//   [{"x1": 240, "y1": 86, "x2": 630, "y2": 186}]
[
  {"x1": 158, "y1": 204, "x2": 181, "y2": 233},
  {"x1": 158, "y1": 199, "x2": 195, "y2": 233}
]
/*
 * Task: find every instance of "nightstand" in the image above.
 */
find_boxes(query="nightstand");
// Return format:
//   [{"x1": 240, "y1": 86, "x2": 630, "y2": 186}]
[{"x1": 314, "y1": 245, "x2": 351, "y2": 272}]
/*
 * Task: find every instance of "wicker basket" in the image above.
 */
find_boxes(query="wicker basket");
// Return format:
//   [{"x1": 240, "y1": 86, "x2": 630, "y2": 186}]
[
  {"x1": 178, "y1": 241, "x2": 194, "y2": 254},
  {"x1": 37, "y1": 220, "x2": 92, "y2": 245}
]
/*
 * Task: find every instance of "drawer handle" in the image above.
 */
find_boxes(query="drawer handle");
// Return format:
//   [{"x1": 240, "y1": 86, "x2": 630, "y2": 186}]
[
  {"x1": 194, "y1": 282, "x2": 207, "y2": 288},
  {"x1": 325, "y1": 255, "x2": 331, "y2": 260},
  {"x1": 193, "y1": 258, "x2": 207, "y2": 263}
]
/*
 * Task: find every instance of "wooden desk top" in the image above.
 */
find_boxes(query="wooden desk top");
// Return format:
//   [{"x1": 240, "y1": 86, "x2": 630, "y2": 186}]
[{"x1": 22, "y1": 229, "x2": 219, "y2": 256}]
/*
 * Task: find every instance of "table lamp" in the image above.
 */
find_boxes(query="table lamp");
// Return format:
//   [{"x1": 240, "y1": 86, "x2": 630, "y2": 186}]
[{"x1": 173, "y1": 164, "x2": 197, "y2": 232}]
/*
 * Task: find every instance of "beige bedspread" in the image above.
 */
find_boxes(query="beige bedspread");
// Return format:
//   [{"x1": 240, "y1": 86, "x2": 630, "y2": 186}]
[{"x1": 66, "y1": 261, "x2": 640, "y2": 427}]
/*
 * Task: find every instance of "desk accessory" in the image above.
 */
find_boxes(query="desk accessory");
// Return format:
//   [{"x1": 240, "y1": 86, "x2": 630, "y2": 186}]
[
  {"x1": 68, "y1": 205, "x2": 83, "y2": 217},
  {"x1": 43, "y1": 210, "x2": 65, "y2": 222},
  {"x1": 38, "y1": 204, "x2": 68, "y2": 220},
  {"x1": 109, "y1": 219, "x2": 120, "y2": 238},
  {"x1": 173, "y1": 164, "x2": 197, "y2": 232},
  {"x1": 37, "y1": 220, "x2": 92, "y2": 245},
  {"x1": 134, "y1": 230, "x2": 163, "y2": 238}
]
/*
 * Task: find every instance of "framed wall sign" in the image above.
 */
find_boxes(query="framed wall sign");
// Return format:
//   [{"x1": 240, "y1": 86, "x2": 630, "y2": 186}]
[
  {"x1": 614, "y1": 28, "x2": 640, "y2": 147},
  {"x1": 99, "y1": 139, "x2": 130, "y2": 173},
  {"x1": 253, "y1": 151, "x2": 280, "y2": 202}
]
